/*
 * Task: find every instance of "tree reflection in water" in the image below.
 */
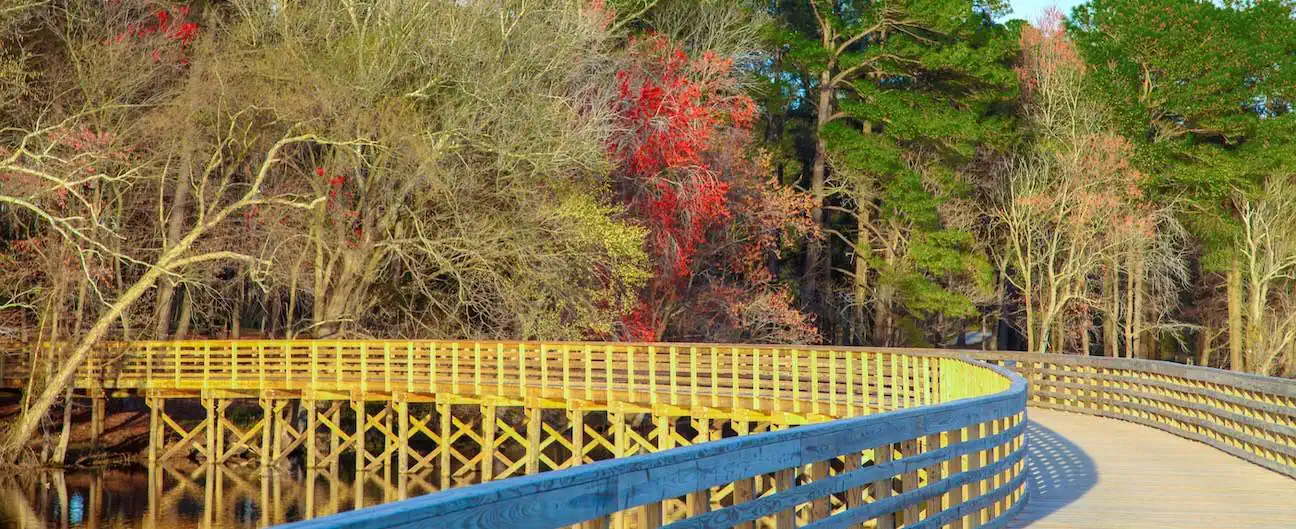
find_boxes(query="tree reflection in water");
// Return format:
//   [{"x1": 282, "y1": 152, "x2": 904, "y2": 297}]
[{"x1": 0, "y1": 463, "x2": 474, "y2": 529}]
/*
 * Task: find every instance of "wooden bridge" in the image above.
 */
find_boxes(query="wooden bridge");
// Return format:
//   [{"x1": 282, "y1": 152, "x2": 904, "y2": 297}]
[{"x1": 1, "y1": 341, "x2": 1293, "y2": 528}]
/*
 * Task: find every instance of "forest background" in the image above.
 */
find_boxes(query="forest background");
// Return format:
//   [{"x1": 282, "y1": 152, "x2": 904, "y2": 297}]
[{"x1": 2, "y1": 0, "x2": 1295, "y2": 460}]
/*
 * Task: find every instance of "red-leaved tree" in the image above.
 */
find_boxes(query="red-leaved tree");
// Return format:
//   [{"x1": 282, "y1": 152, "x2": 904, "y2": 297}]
[{"x1": 609, "y1": 36, "x2": 817, "y2": 343}]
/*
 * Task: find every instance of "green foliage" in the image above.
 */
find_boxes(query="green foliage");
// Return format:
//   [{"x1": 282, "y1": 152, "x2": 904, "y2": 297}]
[
  {"x1": 1069, "y1": 0, "x2": 1296, "y2": 269},
  {"x1": 893, "y1": 229, "x2": 993, "y2": 319},
  {"x1": 767, "y1": 0, "x2": 1018, "y2": 341}
]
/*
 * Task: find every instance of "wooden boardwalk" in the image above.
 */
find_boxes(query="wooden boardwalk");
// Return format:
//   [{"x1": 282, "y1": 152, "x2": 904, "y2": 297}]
[{"x1": 1012, "y1": 409, "x2": 1296, "y2": 528}]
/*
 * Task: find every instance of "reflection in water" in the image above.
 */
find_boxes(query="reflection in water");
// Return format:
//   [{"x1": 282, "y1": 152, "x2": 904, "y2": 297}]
[{"x1": 0, "y1": 464, "x2": 478, "y2": 529}]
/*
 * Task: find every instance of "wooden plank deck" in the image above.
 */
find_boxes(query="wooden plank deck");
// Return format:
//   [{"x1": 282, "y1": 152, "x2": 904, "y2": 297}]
[{"x1": 1012, "y1": 409, "x2": 1296, "y2": 528}]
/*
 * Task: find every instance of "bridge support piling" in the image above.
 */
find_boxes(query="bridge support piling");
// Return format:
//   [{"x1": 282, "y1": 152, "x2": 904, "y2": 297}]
[
  {"x1": 261, "y1": 396, "x2": 273, "y2": 473},
  {"x1": 525, "y1": 406, "x2": 541, "y2": 475},
  {"x1": 732, "y1": 420, "x2": 755, "y2": 529},
  {"x1": 810, "y1": 460, "x2": 831, "y2": 521},
  {"x1": 89, "y1": 389, "x2": 105, "y2": 448},
  {"x1": 923, "y1": 432, "x2": 943, "y2": 521},
  {"x1": 305, "y1": 399, "x2": 317, "y2": 468},
  {"x1": 203, "y1": 394, "x2": 215, "y2": 465},
  {"x1": 438, "y1": 401, "x2": 452, "y2": 489},
  {"x1": 571, "y1": 409, "x2": 585, "y2": 466},
  {"x1": 947, "y1": 427, "x2": 965, "y2": 529},
  {"x1": 639, "y1": 503, "x2": 662, "y2": 529},
  {"x1": 481, "y1": 404, "x2": 497, "y2": 481},
  {"x1": 352, "y1": 399, "x2": 365, "y2": 476},
  {"x1": 966, "y1": 422, "x2": 984, "y2": 529},
  {"x1": 146, "y1": 392, "x2": 160, "y2": 465},
  {"x1": 383, "y1": 401, "x2": 394, "y2": 480},
  {"x1": 273, "y1": 400, "x2": 286, "y2": 469},
  {"x1": 843, "y1": 450, "x2": 864, "y2": 515},
  {"x1": 214, "y1": 399, "x2": 228, "y2": 464},
  {"x1": 396, "y1": 396, "x2": 409, "y2": 478}
]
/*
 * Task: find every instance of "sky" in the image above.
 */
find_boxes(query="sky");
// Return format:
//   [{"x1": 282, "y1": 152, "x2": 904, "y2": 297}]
[{"x1": 1006, "y1": 0, "x2": 1085, "y2": 23}]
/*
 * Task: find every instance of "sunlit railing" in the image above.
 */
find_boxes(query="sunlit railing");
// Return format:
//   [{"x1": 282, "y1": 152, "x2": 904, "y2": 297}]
[
  {"x1": 9, "y1": 340, "x2": 999, "y2": 418},
  {"x1": 970, "y1": 352, "x2": 1296, "y2": 479}
]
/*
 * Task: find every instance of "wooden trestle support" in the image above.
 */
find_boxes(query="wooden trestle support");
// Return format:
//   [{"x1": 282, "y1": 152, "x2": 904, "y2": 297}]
[
  {"x1": 139, "y1": 390, "x2": 1000, "y2": 527},
  {"x1": 143, "y1": 391, "x2": 794, "y2": 511}
]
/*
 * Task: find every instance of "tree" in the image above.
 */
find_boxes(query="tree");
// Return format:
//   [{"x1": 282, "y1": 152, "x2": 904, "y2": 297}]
[
  {"x1": 994, "y1": 9, "x2": 1188, "y2": 355},
  {"x1": 768, "y1": 0, "x2": 1018, "y2": 345},
  {"x1": 609, "y1": 35, "x2": 816, "y2": 343},
  {"x1": 1069, "y1": 0, "x2": 1296, "y2": 367},
  {"x1": 1237, "y1": 176, "x2": 1296, "y2": 376},
  {"x1": 207, "y1": 0, "x2": 649, "y2": 340}
]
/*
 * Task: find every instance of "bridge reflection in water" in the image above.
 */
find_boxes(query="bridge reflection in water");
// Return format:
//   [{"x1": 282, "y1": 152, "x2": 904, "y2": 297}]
[{"x1": 0, "y1": 463, "x2": 469, "y2": 529}]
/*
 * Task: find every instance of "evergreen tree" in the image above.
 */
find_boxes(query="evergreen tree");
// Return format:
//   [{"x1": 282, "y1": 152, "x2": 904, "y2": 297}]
[{"x1": 765, "y1": 0, "x2": 1019, "y2": 345}]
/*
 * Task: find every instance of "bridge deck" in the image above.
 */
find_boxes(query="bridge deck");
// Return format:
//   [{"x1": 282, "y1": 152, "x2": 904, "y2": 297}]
[{"x1": 1014, "y1": 409, "x2": 1296, "y2": 528}]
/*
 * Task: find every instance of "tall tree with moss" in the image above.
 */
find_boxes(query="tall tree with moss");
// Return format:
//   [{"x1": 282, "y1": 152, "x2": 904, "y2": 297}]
[
  {"x1": 1069, "y1": 0, "x2": 1296, "y2": 370},
  {"x1": 765, "y1": 0, "x2": 1019, "y2": 345}
]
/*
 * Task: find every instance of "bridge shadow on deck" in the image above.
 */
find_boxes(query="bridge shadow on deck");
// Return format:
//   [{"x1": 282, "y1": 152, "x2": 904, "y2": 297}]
[{"x1": 1012, "y1": 420, "x2": 1098, "y2": 526}]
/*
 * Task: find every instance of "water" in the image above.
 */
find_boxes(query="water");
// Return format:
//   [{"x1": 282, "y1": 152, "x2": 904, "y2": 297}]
[{"x1": 0, "y1": 464, "x2": 465, "y2": 528}]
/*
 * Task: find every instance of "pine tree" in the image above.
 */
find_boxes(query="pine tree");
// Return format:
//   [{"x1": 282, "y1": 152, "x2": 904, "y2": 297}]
[{"x1": 766, "y1": 0, "x2": 1019, "y2": 345}]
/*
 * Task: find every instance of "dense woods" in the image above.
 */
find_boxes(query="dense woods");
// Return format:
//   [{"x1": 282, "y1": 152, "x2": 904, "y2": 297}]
[{"x1": 2, "y1": 0, "x2": 1295, "y2": 461}]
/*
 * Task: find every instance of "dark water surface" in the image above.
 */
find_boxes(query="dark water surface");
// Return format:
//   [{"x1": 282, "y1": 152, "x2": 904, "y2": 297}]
[{"x1": 0, "y1": 465, "x2": 464, "y2": 528}]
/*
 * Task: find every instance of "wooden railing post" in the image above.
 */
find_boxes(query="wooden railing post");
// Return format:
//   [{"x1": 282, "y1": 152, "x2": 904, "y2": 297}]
[
  {"x1": 774, "y1": 467, "x2": 796, "y2": 529},
  {"x1": 874, "y1": 442, "x2": 895, "y2": 529}
]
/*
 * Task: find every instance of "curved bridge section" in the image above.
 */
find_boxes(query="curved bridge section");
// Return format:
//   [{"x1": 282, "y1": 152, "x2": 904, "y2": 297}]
[
  {"x1": 4, "y1": 343, "x2": 1294, "y2": 527},
  {"x1": 967, "y1": 352, "x2": 1295, "y2": 478},
  {"x1": 2, "y1": 341, "x2": 1028, "y2": 529}
]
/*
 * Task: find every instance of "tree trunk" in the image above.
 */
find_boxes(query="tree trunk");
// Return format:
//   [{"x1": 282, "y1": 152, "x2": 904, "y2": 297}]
[
  {"x1": 1024, "y1": 288, "x2": 1036, "y2": 352},
  {"x1": 152, "y1": 167, "x2": 192, "y2": 339},
  {"x1": 1080, "y1": 306, "x2": 1091, "y2": 356},
  {"x1": 174, "y1": 288, "x2": 193, "y2": 339},
  {"x1": 1132, "y1": 253, "x2": 1145, "y2": 358},
  {"x1": 995, "y1": 261, "x2": 1005, "y2": 350},
  {"x1": 1197, "y1": 323, "x2": 1211, "y2": 367},
  {"x1": 269, "y1": 288, "x2": 282, "y2": 338},
  {"x1": 851, "y1": 197, "x2": 871, "y2": 345},
  {"x1": 286, "y1": 261, "x2": 301, "y2": 339},
  {"x1": 1104, "y1": 263, "x2": 1118, "y2": 357},
  {"x1": 231, "y1": 268, "x2": 244, "y2": 339},
  {"x1": 3, "y1": 263, "x2": 170, "y2": 460},
  {"x1": 873, "y1": 226, "x2": 898, "y2": 346},
  {"x1": 1228, "y1": 257, "x2": 1244, "y2": 371},
  {"x1": 803, "y1": 67, "x2": 835, "y2": 327},
  {"x1": 1124, "y1": 252, "x2": 1135, "y2": 358},
  {"x1": 49, "y1": 385, "x2": 75, "y2": 466}
]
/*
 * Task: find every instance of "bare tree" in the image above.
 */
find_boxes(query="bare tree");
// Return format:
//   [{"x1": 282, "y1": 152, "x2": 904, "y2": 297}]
[{"x1": 1237, "y1": 177, "x2": 1296, "y2": 375}]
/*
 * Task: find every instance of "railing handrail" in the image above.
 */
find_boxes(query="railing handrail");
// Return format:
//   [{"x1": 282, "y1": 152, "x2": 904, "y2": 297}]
[{"x1": 278, "y1": 354, "x2": 1027, "y2": 529}]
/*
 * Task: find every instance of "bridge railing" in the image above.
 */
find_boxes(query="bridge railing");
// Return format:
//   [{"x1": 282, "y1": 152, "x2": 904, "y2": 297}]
[
  {"x1": 970, "y1": 352, "x2": 1296, "y2": 479},
  {"x1": 7, "y1": 340, "x2": 972, "y2": 418},
  {"x1": 2, "y1": 341, "x2": 1029, "y2": 528},
  {"x1": 271, "y1": 351, "x2": 1027, "y2": 529}
]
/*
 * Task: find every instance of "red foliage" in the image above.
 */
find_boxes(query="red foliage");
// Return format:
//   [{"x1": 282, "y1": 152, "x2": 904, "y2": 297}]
[
  {"x1": 607, "y1": 36, "x2": 816, "y2": 343},
  {"x1": 106, "y1": 6, "x2": 199, "y2": 65},
  {"x1": 610, "y1": 37, "x2": 754, "y2": 282}
]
